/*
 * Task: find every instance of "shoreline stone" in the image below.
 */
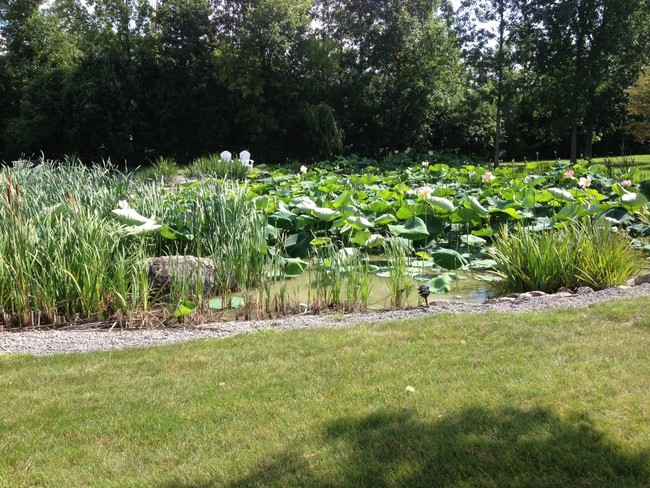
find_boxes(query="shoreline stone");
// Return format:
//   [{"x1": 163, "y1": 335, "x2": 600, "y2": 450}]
[{"x1": 2, "y1": 284, "x2": 650, "y2": 356}]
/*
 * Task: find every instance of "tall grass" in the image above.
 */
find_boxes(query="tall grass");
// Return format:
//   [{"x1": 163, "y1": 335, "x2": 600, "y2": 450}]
[
  {"x1": 383, "y1": 237, "x2": 414, "y2": 308},
  {"x1": 185, "y1": 154, "x2": 250, "y2": 180},
  {"x1": 132, "y1": 180, "x2": 268, "y2": 296},
  {"x1": 0, "y1": 159, "x2": 149, "y2": 327},
  {"x1": 490, "y1": 222, "x2": 641, "y2": 294},
  {"x1": 0, "y1": 158, "x2": 269, "y2": 328}
]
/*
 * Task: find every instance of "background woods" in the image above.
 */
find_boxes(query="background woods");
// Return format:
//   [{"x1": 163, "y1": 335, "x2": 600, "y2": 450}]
[{"x1": 0, "y1": 0, "x2": 649, "y2": 164}]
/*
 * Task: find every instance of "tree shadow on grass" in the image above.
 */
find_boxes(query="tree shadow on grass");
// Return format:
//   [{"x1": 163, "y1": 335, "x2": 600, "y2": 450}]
[{"x1": 166, "y1": 407, "x2": 649, "y2": 488}]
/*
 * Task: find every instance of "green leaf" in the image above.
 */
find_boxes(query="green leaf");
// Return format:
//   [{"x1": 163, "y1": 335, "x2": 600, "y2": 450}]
[
  {"x1": 209, "y1": 298, "x2": 224, "y2": 310},
  {"x1": 230, "y1": 297, "x2": 246, "y2": 309},
  {"x1": 429, "y1": 273, "x2": 454, "y2": 294},
  {"x1": 284, "y1": 231, "x2": 312, "y2": 258},
  {"x1": 428, "y1": 196, "x2": 455, "y2": 212},
  {"x1": 490, "y1": 207, "x2": 523, "y2": 220},
  {"x1": 396, "y1": 206, "x2": 415, "y2": 220},
  {"x1": 547, "y1": 188, "x2": 575, "y2": 202},
  {"x1": 311, "y1": 207, "x2": 340, "y2": 222},
  {"x1": 112, "y1": 203, "x2": 154, "y2": 226},
  {"x1": 310, "y1": 237, "x2": 332, "y2": 247},
  {"x1": 460, "y1": 234, "x2": 486, "y2": 247},
  {"x1": 173, "y1": 300, "x2": 197, "y2": 318},
  {"x1": 158, "y1": 225, "x2": 177, "y2": 240},
  {"x1": 350, "y1": 231, "x2": 371, "y2": 246},
  {"x1": 388, "y1": 217, "x2": 429, "y2": 241},
  {"x1": 431, "y1": 248, "x2": 467, "y2": 270},
  {"x1": 465, "y1": 196, "x2": 489, "y2": 217},
  {"x1": 374, "y1": 214, "x2": 397, "y2": 225},
  {"x1": 346, "y1": 215, "x2": 374, "y2": 230},
  {"x1": 333, "y1": 191, "x2": 354, "y2": 208},
  {"x1": 124, "y1": 222, "x2": 163, "y2": 235},
  {"x1": 280, "y1": 257, "x2": 309, "y2": 276},
  {"x1": 416, "y1": 251, "x2": 431, "y2": 261}
]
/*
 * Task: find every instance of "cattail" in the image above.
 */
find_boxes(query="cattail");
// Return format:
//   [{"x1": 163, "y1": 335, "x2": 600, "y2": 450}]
[
  {"x1": 65, "y1": 190, "x2": 74, "y2": 205},
  {"x1": 6, "y1": 176, "x2": 12, "y2": 205}
]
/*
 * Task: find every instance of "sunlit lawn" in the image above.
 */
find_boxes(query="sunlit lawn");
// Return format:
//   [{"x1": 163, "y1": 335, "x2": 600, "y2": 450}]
[{"x1": 1, "y1": 297, "x2": 649, "y2": 487}]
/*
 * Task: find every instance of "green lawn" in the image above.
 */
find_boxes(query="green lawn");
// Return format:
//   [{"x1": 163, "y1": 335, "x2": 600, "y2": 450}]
[{"x1": 1, "y1": 298, "x2": 649, "y2": 487}]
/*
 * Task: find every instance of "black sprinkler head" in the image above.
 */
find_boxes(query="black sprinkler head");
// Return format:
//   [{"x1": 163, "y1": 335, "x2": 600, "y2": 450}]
[{"x1": 418, "y1": 284, "x2": 430, "y2": 305}]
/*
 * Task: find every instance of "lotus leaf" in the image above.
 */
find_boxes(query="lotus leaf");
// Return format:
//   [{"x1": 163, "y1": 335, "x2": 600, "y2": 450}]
[{"x1": 388, "y1": 217, "x2": 429, "y2": 241}]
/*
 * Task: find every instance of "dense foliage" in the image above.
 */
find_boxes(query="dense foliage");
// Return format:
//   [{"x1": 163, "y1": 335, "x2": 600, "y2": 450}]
[
  {"x1": 1, "y1": 0, "x2": 649, "y2": 164},
  {"x1": 1, "y1": 154, "x2": 647, "y2": 327}
]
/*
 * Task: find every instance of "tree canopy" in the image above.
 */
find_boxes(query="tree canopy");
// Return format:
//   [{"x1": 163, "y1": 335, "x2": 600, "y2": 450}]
[{"x1": 0, "y1": 0, "x2": 648, "y2": 164}]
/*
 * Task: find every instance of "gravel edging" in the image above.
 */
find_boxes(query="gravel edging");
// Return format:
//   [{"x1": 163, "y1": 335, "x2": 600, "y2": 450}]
[{"x1": 1, "y1": 284, "x2": 649, "y2": 357}]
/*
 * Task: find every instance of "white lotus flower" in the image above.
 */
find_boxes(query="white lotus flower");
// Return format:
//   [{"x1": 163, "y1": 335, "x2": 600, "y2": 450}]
[
  {"x1": 578, "y1": 176, "x2": 592, "y2": 188},
  {"x1": 300, "y1": 165, "x2": 308, "y2": 173},
  {"x1": 421, "y1": 161, "x2": 429, "y2": 168},
  {"x1": 220, "y1": 151, "x2": 232, "y2": 163},
  {"x1": 416, "y1": 186, "x2": 433, "y2": 199}
]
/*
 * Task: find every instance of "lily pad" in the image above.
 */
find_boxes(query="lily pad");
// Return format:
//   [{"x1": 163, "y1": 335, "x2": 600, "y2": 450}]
[{"x1": 388, "y1": 217, "x2": 429, "y2": 241}]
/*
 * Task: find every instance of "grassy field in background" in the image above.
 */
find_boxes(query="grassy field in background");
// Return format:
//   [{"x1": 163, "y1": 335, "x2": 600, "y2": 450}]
[
  {"x1": 1, "y1": 297, "x2": 649, "y2": 487},
  {"x1": 505, "y1": 154, "x2": 650, "y2": 182}
]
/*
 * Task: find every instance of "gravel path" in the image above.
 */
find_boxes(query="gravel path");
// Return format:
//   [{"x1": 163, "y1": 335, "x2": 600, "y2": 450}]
[{"x1": 2, "y1": 284, "x2": 649, "y2": 356}]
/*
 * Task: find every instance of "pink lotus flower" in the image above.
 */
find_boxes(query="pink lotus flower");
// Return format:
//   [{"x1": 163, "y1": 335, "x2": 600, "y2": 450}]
[
  {"x1": 482, "y1": 171, "x2": 496, "y2": 182},
  {"x1": 621, "y1": 179, "x2": 632, "y2": 188},
  {"x1": 564, "y1": 169, "x2": 575, "y2": 179},
  {"x1": 428, "y1": 150, "x2": 434, "y2": 156}
]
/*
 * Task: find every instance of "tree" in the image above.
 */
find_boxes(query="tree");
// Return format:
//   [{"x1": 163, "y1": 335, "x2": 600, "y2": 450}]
[
  {"x1": 627, "y1": 66, "x2": 650, "y2": 144},
  {"x1": 456, "y1": 0, "x2": 521, "y2": 166},
  {"x1": 314, "y1": 0, "x2": 465, "y2": 156},
  {"x1": 519, "y1": 0, "x2": 650, "y2": 162}
]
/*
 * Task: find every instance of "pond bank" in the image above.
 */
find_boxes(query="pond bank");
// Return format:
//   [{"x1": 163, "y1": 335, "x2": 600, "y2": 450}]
[{"x1": 1, "y1": 284, "x2": 649, "y2": 357}]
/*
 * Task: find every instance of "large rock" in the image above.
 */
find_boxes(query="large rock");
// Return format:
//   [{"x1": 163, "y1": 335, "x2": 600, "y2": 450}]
[
  {"x1": 634, "y1": 274, "x2": 650, "y2": 286},
  {"x1": 148, "y1": 256, "x2": 216, "y2": 292}
]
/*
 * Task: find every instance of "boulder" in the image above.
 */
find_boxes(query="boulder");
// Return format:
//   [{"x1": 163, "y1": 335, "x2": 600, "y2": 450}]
[
  {"x1": 148, "y1": 256, "x2": 216, "y2": 293},
  {"x1": 576, "y1": 286, "x2": 594, "y2": 294},
  {"x1": 634, "y1": 274, "x2": 650, "y2": 286},
  {"x1": 529, "y1": 290, "x2": 548, "y2": 297}
]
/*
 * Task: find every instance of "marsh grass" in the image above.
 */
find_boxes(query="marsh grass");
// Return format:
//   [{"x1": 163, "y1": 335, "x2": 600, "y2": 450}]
[
  {"x1": 0, "y1": 160, "x2": 150, "y2": 327},
  {"x1": 0, "y1": 159, "x2": 269, "y2": 327},
  {"x1": 383, "y1": 237, "x2": 414, "y2": 308},
  {"x1": 185, "y1": 153, "x2": 250, "y2": 180},
  {"x1": 136, "y1": 157, "x2": 180, "y2": 183},
  {"x1": 490, "y1": 222, "x2": 642, "y2": 294},
  {"x1": 1, "y1": 298, "x2": 649, "y2": 487}
]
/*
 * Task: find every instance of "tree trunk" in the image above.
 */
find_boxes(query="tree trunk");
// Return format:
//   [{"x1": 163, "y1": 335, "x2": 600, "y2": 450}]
[
  {"x1": 583, "y1": 111, "x2": 593, "y2": 160},
  {"x1": 570, "y1": 118, "x2": 577, "y2": 164},
  {"x1": 493, "y1": 0, "x2": 505, "y2": 168}
]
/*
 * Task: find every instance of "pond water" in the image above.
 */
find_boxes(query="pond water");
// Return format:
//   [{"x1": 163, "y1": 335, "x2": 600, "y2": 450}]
[{"x1": 210, "y1": 270, "x2": 494, "y2": 321}]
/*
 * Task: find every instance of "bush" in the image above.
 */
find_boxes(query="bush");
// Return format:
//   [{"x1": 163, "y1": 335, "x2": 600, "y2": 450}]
[
  {"x1": 185, "y1": 154, "x2": 250, "y2": 180},
  {"x1": 137, "y1": 157, "x2": 179, "y2": 183},
  {"x1": 489, "y1": 222, "x2": 641, "y2": 294}
]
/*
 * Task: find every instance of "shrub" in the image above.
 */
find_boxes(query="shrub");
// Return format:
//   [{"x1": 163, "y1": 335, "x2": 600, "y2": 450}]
[
  {"x1": 489, "y1": 222, "x2": 641, "y2": 294},
  {"x1": 185, "y1": 154, "x2": 250, "y2": 180},
  {"x1": 137, "y1": 157, "x2": 179, "y2": 183}
]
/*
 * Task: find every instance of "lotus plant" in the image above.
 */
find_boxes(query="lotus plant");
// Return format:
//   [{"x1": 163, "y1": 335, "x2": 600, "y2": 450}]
[
  {"x1": 482, "y1": 171, "x2": 496, "y2": 183},
  {"x1": 579, "y1": 176, "x2": 592, "y2": 188}
]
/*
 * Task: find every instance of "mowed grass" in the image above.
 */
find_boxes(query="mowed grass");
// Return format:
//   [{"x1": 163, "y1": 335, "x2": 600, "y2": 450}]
[{"x1": 1, "y1": 298, "x2": 649, "y2": 487}]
